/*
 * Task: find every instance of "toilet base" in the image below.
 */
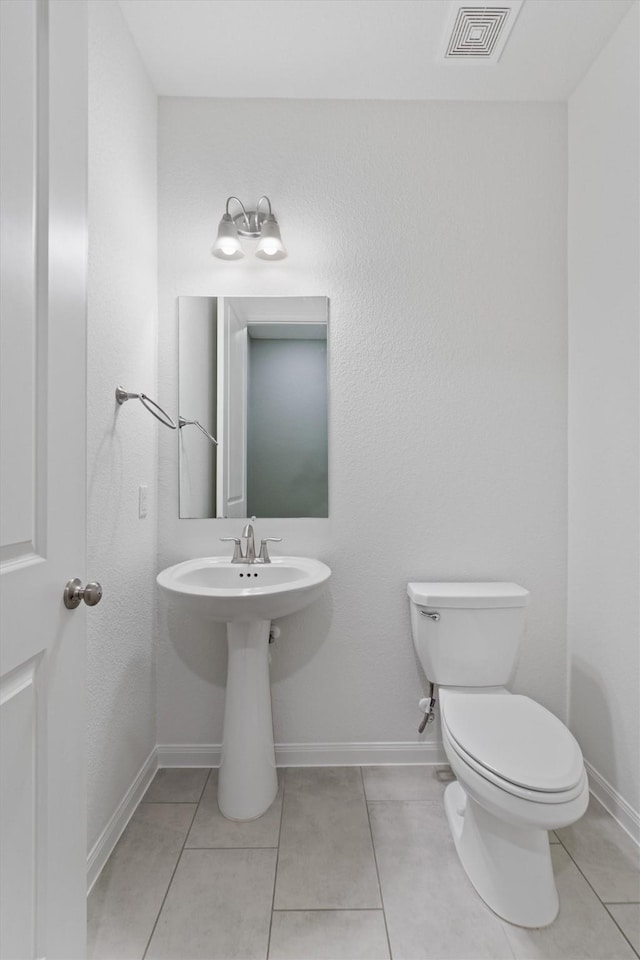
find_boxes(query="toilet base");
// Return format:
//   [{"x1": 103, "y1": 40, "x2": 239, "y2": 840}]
[{"x1": 444, "y1": 780, "x2": 559, "y2": 928}]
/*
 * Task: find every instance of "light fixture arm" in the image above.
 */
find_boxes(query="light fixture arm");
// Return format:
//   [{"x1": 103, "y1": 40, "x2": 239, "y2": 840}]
[
  {"x1": 224, "y1": 196, "x2": 251, "y2": 230},
  {"x1": 256, "y1": 196, "x2": 273, "y2": 220},
  {"x1": 229, "y1": 195, "x2": 275, "y2": 237}
]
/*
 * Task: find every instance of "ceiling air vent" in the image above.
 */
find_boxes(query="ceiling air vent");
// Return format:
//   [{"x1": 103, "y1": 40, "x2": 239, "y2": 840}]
[{"x1": 441, "y1": 0, "x2": 523, "y2": 64}]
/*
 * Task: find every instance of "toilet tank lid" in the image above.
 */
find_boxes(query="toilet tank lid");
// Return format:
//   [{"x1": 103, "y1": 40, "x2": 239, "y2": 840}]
[{"x1": 407, "y1": 582, "x2": 530, "y2": 608}]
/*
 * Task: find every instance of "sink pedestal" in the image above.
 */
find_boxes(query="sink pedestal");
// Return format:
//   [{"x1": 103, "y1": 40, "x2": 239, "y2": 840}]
[
  {"x1": 157, "y1": 555, "x2": 331, "y2": 820},
  {"x1": 218, "y1": 619, "x2": 278, "y2": 821}
]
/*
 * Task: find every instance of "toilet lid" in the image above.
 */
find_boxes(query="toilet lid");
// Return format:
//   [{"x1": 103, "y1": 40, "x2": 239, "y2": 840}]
[{"x1": 442, "y1": 694, "x2": 584, "y2": 793}]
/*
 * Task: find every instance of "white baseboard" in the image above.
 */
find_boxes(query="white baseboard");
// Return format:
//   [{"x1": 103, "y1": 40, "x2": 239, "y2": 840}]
[
  {"x1": 156, "y1": 743, "x2": 222, "y2": 767},
  {"x1": 585, "y1": 760, "x2": 640, "y2": 847},
  {"x1": 156, "y1": 740, "x2": 447, "y2": 768},
  {"x1": 274, "y1": 740, "x2": 447, "y2": 766},
  {"x1": 86, "y1": 748, "x2": 158, "y2": 894},
  {"x1": 87, "y1": 743, "x2": 639, "y2": 897},
  {"x1": 87, "y1": 739, "x2": 446, "y2": 890}
]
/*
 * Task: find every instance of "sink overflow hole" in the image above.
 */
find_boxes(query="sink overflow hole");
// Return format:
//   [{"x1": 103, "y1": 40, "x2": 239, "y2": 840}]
[{"x1": 239, "y1": 573, "x2": 259, "y2": 577}]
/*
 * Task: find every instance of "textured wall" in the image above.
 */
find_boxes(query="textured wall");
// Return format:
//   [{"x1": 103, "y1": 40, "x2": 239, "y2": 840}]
[
  {"x1": 157, "y1": 98, "x2": 567, "y2": 749},
  {"x1": 87, "y1": 0, "x2": 158, "y2": 853},
  {"x1": 568, "y1": 3, "x2": 640, "y2": 818}
]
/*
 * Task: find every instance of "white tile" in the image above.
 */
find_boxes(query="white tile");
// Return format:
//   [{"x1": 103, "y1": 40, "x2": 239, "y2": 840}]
[
  {"x1": 146, "y1": 848, "x2": 276, "y2": 959},
  {"x1": 87, "y1": 803, "x2": 195, "y2": 960},
  {"x1": 502, "y1": 846, "x2": 637, "y2": 959},
  {"x1": 186, "y1": 768, "x2": 282, "y2": 848},
  {"x1": 362, "y1": 764, "x2": 446, "y2": 802},
  {"x1": 274, "y1": 767, "x2": 381, "y2": 910},
  {"x1": 269, "y1": 910, "x2": 390, "y2": 959},
  {"x1": 557, "y1": 796, "x2": 640, "y2": 902},
  {"x1": 369, "y1": 800, "x2": 514, "y2": 959},
  {"x1": 143, "y1": 767, "x2": 210, "y2": 803},
  {"x1": 607, "y1": 904, "x2": 640, "y2": 956}
]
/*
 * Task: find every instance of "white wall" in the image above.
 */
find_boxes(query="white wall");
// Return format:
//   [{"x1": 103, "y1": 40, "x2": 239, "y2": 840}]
[
  {"x1": 87, "y1": 0, "x2": 158, "y2": 853},
  {"x1": 156, "y1": 98, "x2": 568, "y2": 752},
  {"x1": 568, "y1": 3, "x2": 640, "y2": 828}
]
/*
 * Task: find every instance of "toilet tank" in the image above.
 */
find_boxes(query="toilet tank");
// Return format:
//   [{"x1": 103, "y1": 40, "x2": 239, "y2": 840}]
[{"x1": 407, "y1": 582, "x2": 530, "y2": 687}]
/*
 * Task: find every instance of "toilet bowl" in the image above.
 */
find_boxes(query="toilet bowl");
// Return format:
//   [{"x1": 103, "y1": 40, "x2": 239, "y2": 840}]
[
  {"x1": 407, "y1": 582, "x2": 589, "y2": 928},
  {"x1": 439, "y1": 688, "x2": 588, "y2": 927}
]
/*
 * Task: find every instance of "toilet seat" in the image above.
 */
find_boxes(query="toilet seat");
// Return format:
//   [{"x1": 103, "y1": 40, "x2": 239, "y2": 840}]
[{"x1": 441, "y1": 693, "x2": 585, "y2": 803}]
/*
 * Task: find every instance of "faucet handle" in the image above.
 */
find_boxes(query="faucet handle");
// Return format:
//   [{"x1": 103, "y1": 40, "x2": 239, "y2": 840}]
[
  {"x1": 220, "y1": 537, "x2": 244, "y2": 563},
  {"x1": 258, "y1": 538, "x2": 282, "y2": 563}
]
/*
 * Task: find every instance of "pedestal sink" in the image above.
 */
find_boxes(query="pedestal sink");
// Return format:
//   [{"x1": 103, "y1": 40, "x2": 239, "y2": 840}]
[{"x1": 157, "y1": 556, "x2": 331, "y2": 820}]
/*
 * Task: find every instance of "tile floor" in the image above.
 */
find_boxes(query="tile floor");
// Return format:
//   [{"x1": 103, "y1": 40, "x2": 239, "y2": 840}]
[{"x1": 88, "y1": 765, "x2": 640, "y2": 960}]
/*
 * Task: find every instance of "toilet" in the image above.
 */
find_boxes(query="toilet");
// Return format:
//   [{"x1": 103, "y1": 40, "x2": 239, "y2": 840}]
[{"x1": 408, "y1": 582, "x2": 589, "y2": 928}]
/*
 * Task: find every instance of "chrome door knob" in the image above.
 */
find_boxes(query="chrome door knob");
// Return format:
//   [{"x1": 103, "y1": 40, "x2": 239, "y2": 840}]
[{"x1": 63, "y1": 578, "x2": 103, "y2": 609}]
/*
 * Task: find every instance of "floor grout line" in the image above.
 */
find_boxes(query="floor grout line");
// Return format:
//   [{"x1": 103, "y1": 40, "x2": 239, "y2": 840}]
[
  {"x1": 94, "y1": 767, "x2": 640, "y2": 960},
  {"x1": 195, "y1": 768, "x2": 211, "y2": 804},
  {"x1": 183, "y1": 845, "x2": 279, "y2": 850},
  {"x1": 271, "y1": 907, "x2": 389, "y2": 913},
  {"x1": 142, "y1": 799, "x2": 205, "y2": 804},
  {"x1": 140, "y1": 792, "x2": 201, "y2": 960},
  {"x1": 555, "y1": 832, "x2": 640, "y2": 959},
  {"x1": 603, "y1": 904, "x2": 640, "y2": 960},
  {"x1": 266, "y1": 771, "x2": 286, "y2": 960},
  {"x1": 365, "y1": 798, "x2": 445, "y2": 805},
  {"x1": 361, "y1": 766, "x2": 394, "y2": 960}
]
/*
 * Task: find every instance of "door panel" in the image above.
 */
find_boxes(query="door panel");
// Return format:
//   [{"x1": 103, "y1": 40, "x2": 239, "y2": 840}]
[
  {"x1": 0, "y1": 0, "x2": 39, "y2": 563},
  {"x1": 0, "y1": 657, "x2": 41, "y2": 959},
  {"x1": 0, "y1": 1, "x2": 88, "y2": 957}
]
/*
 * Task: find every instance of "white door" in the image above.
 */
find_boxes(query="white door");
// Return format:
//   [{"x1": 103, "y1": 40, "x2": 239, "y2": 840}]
[
  {"x1": 0, "y1": 1, "x2": 88, "y2": 957},
  {"x1": 217, "y1": 298, "x2": 248, "y2": 517}
]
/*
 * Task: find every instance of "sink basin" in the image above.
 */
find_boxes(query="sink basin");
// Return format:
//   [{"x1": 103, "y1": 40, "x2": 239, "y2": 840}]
[
  {"x1": 157, "y1": 555, "x2": 331, "y2": 622},
  {"x1": 157, "y1": 554, "x2": 331, "y2": 822}
]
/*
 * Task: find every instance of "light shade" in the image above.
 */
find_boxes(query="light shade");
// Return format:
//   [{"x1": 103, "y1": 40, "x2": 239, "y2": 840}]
[
  {"x1": 212, "y1": 214, "x2": 244, "y2": 260},
  {"x1": 255, "y1": 214, "x2": 287, "y2": 260}
]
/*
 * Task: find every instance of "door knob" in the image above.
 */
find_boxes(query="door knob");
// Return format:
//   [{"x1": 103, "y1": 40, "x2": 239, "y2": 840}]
[{"x1": 63, "y1": 578, "x2": 103, "y2": 609}]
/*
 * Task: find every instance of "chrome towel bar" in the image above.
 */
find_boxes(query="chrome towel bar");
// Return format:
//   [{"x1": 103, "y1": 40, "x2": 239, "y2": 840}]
[
  {"x1": 115, "y1": 386, "x2": 177, "y2": 430},
  {"x1": 179, "y1": 416, "x2": 219, "y2": 445}
]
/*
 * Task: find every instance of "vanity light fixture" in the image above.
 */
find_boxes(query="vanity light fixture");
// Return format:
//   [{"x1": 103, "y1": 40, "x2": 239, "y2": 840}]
[{"x1": 212, "y1": 196, "x2": 287, "y2": 261}]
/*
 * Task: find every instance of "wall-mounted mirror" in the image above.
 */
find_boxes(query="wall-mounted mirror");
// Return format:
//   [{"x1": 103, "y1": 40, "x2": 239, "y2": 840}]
[{"x1": 178, "y1": 296, "x2": 328, "y2": 519}]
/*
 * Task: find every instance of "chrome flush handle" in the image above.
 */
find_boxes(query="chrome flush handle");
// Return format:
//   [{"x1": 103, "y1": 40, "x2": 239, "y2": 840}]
[{"x1": 420, "y1": 610, "x2": 440, "y2": 621}]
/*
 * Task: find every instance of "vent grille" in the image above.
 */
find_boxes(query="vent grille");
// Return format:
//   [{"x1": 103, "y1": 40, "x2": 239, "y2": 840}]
[{"x1": 442, "y1": 1, "x2": 523, "y2": 63}]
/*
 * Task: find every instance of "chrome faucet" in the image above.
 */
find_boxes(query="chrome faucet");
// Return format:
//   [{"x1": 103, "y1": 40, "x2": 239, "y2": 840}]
[
  {"x1": 220, "y1": 521, "x2": 281, "y2": 564},
  {"x1": 242, "y1": 522, "x2": 256, "y2": 563}
]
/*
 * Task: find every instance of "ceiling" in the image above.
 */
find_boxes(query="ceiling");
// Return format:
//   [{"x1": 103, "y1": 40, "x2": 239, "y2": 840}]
[{"x1": 118, "y1": 0, "x2": 634, "y2": 102}]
